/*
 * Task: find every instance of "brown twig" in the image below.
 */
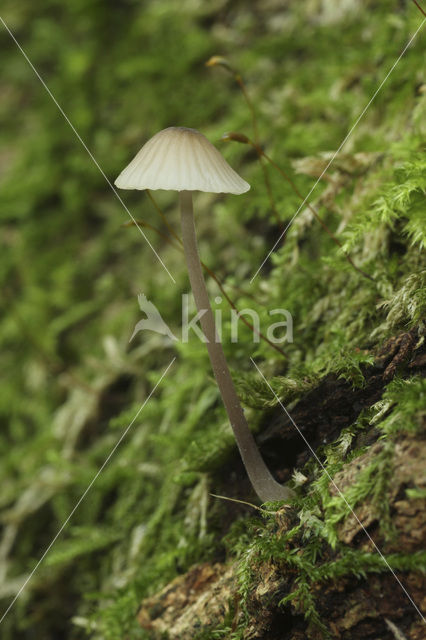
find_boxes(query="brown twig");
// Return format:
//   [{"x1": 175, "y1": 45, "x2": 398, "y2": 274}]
[
  {"x1": 206, "y1": 57, "x2": 282, "y2": 226},
  {"x1": 258, "y1": 156, "x2": 283, "y2": 226},
  {"x1": 233, "y1": 73, "x2": 283, "y2": 226},
  {"x1": 234, "y1": 73, "x2": 260, "y2": 144},
  {"x1": 411, "y1": 0, "x2": 426, "y2": 18}
]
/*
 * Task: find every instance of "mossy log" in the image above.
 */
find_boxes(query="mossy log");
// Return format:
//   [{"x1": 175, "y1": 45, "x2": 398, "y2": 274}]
[{"x1": 137, "y1": 328, "x2": 425, "y2": 639}]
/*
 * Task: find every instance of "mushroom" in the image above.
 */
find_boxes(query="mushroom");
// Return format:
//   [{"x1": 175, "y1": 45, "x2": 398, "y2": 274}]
[{"x1": 115, "y1": 126, "x2": 292, "y2": 502}]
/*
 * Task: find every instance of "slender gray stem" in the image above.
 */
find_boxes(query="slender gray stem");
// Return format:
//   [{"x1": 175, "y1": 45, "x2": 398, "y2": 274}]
[{"x1": 179, "y1": 190, "x2": 293, "y2": 502}]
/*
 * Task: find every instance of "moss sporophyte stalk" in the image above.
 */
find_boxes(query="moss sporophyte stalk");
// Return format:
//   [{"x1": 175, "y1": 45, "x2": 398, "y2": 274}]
[{"x1": 115, "y1": 126, "x2": 294, "y2": 502}]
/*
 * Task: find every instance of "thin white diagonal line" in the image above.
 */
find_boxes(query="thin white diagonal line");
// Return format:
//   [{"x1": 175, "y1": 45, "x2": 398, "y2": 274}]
[
  {"x1": 0, "y1": 357, "x2": 176, "y2": 625},
  {"x1": 0, "y1": 16, "x2": 176, "y2": 284},
  {"x1": 250, "y1": 17, "x2": 426, "y2": 283},
  {"x1": 250, "y1": 357, "x2": 426, "y2": 623}
]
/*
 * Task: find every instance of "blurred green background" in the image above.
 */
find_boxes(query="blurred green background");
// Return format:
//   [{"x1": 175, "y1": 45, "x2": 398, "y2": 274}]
[{"x1": 0, "y1": 1, "x2": 425, "y2": 638}]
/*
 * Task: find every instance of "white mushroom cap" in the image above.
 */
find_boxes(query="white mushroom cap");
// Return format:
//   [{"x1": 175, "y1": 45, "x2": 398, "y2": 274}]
[{"x1": 115, "y1": 127, "x2": 250, "y2": 194}]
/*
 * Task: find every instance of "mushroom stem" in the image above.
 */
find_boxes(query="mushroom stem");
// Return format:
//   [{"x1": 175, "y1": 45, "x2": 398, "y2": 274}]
[{"x1": 179, "y1": 190, "x2": 293, "y2": 502}]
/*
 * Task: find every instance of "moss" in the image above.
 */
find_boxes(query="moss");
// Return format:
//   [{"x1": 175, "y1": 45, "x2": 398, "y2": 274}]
[{"x1": 0, "y1": 1, "x2": 425, "y2": 638}]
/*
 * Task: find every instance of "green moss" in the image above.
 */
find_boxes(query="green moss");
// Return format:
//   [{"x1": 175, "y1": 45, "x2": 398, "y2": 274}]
[{"x1": 1, "y1": 1, "x2": 425, "y2": 638}]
